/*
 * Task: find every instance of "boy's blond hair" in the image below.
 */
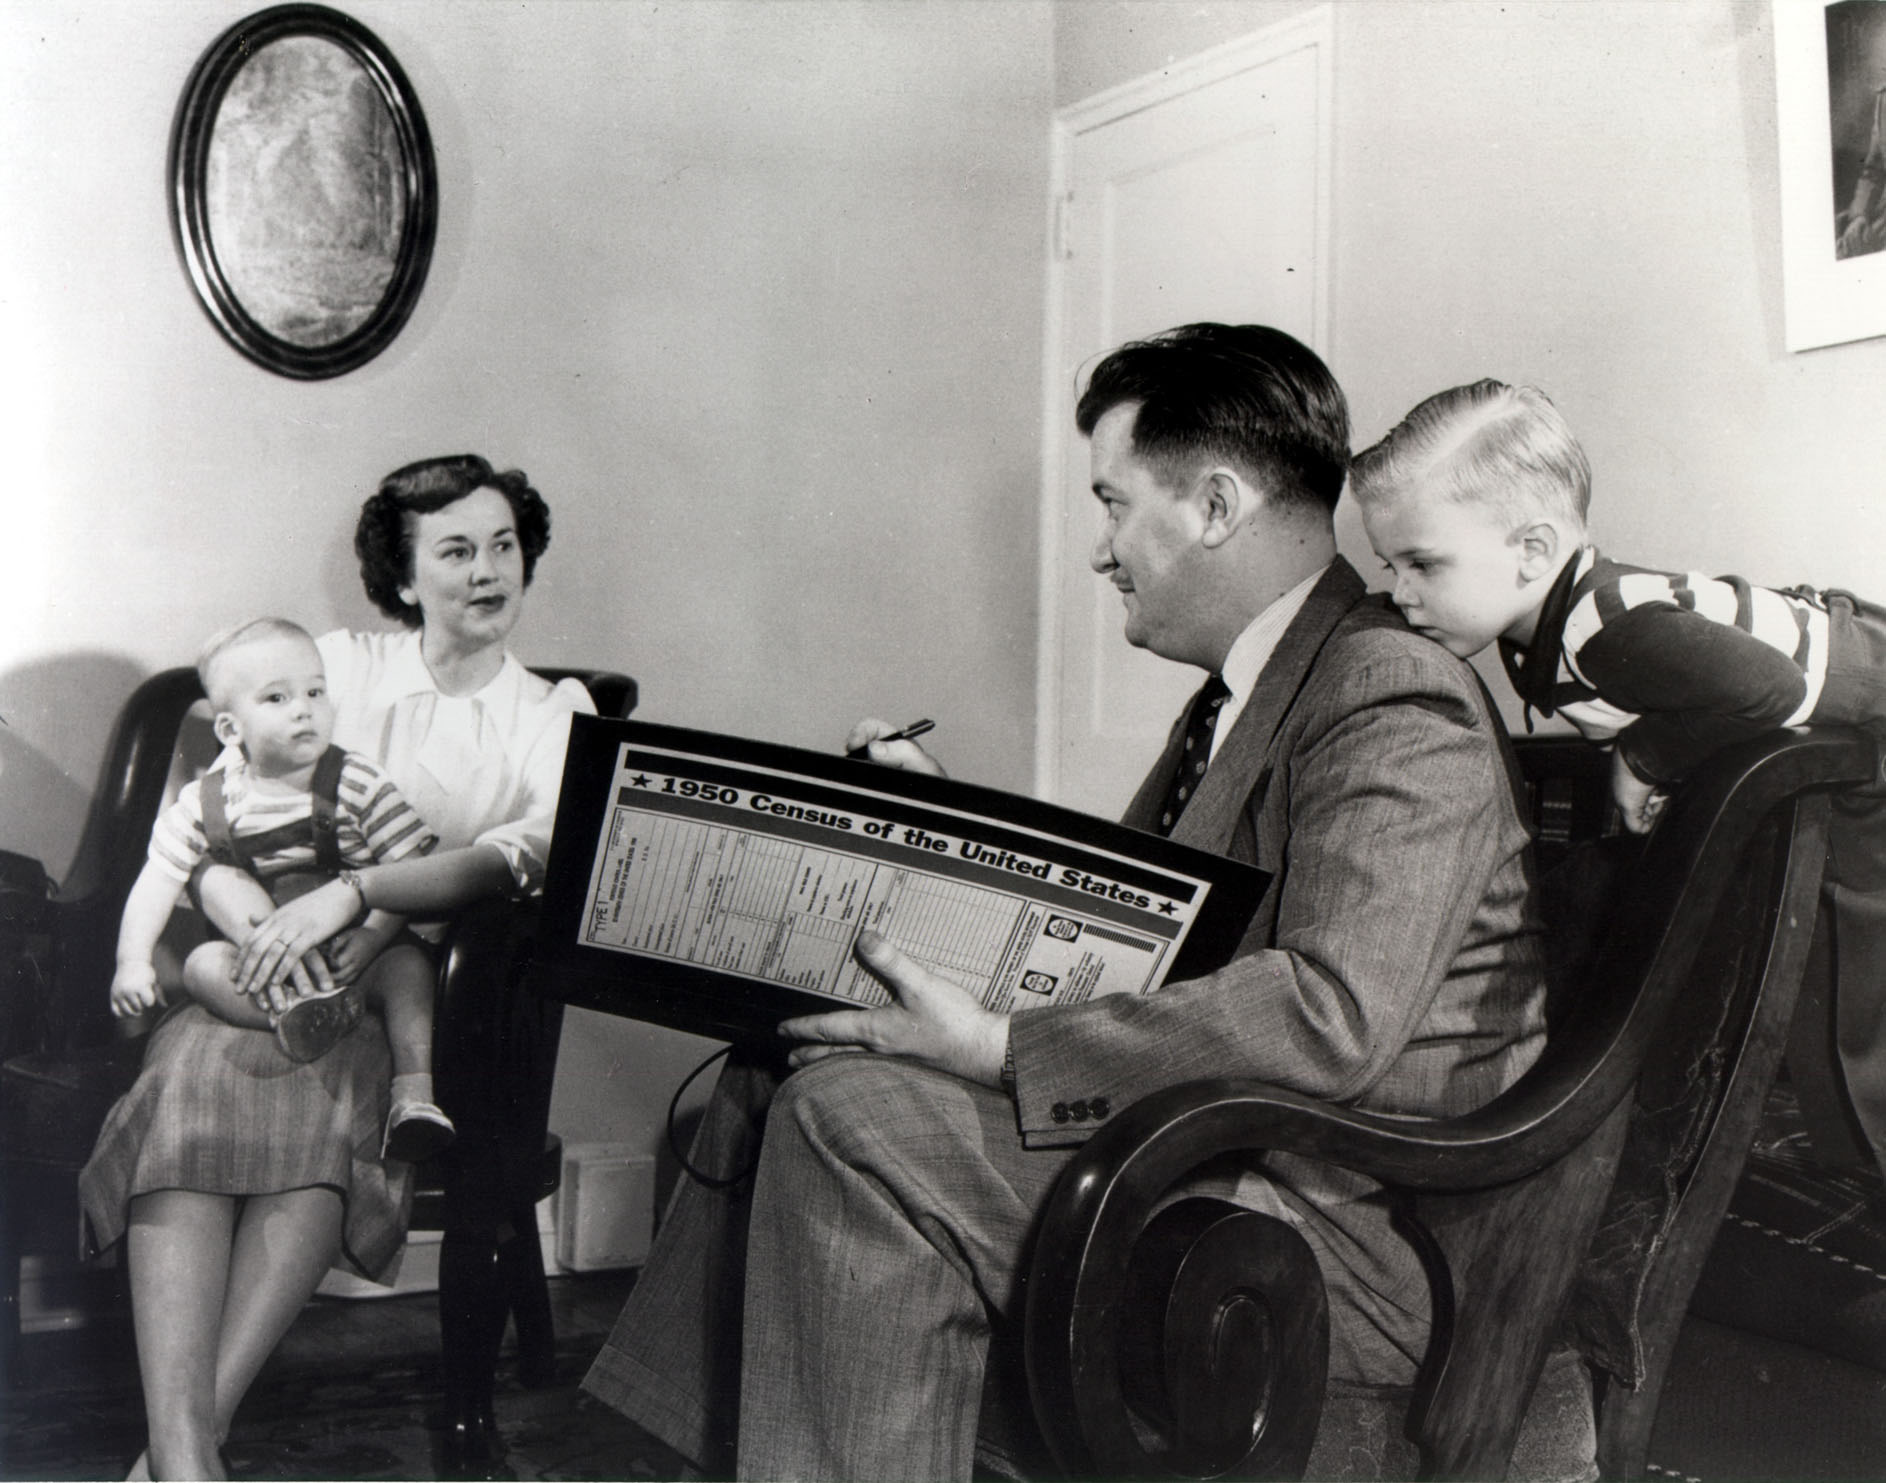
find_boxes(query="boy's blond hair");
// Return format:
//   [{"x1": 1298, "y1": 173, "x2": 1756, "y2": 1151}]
[
  {"x1": 196, "y1": 617, "x2": 317, "y2": 711},
  {"x1": 1350, "y1": 380, "x2": 1590, "y2": 531}
]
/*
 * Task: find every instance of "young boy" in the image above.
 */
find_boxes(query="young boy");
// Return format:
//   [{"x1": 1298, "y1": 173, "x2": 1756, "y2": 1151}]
[
  {"x1": 1350, "y1": 379, "x2": 1886, "y2": 1184},
  {"x1": 109, "y1": 617, "x2": 457, "y2": 1164}
]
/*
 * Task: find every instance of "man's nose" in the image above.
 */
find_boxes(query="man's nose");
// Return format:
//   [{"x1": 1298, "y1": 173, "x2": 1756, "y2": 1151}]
[{"x1": 1089, "y1": 527, "x2": 1116, "y2": 574}]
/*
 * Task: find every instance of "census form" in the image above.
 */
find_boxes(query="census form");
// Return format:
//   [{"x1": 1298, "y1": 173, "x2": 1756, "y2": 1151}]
[{"x1": 533, "y1": 717, "x2": 1265, "y2": 1042}]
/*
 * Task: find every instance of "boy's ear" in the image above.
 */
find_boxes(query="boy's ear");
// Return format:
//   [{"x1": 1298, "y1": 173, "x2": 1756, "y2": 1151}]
[
  {"x1": 1514, "y1": 519, "x2": 1566, "y2": 582},
  {"x1": 1197, "y1": 468, "x2": 1251, "y2": 549},
  {"x1": 212, "y1": 712, "x2": 242, "y2": 749}
]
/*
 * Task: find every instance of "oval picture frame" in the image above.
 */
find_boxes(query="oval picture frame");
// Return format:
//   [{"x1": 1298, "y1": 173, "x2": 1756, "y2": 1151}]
[{"x1": 169, "y1": 3, "x2": 437, "y2": 379}]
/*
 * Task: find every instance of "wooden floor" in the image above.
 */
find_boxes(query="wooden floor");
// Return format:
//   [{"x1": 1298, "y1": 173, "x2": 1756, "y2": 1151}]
[{"x1": 0, "y1": 1266, "x2": 704, "y2": 1481}]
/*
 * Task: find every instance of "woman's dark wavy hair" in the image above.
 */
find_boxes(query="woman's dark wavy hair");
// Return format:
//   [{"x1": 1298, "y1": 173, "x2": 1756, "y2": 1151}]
[
  {"x1": 354, "y1": 454, "x2": 552, "y2": 626},
  {"x1": 1074, "y1": 323, "x2": 1350, "y2": 513}
]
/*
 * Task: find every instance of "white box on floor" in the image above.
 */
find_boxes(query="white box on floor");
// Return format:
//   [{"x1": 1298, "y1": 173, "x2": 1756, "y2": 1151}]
[{"x1": 556, "y1": 1142, "x2": 654, "y2": 1271}]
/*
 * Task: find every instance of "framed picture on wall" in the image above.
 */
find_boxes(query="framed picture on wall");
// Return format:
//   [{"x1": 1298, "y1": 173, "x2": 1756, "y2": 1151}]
[
  {"x1": 1774, "y1": 0, "x2": 1886, "y2": 350},
  {"x1": 168, "y1": 3, "x2": 437, "y2": 378}
]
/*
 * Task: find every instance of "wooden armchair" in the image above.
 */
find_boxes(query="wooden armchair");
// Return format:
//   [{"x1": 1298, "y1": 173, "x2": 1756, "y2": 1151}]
[
  {"x1": 1022, "y1": 726, "x2": 1878, "y2": 1481},
  {"x1": 0, "y1": 662, "x2": 635, "y2": 1468}
]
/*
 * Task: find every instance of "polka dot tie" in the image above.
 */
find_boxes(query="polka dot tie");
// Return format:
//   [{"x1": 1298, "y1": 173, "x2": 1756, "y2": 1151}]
[{"x1": 1157, "y1": 673, "x2": 1230, "y2": 836}]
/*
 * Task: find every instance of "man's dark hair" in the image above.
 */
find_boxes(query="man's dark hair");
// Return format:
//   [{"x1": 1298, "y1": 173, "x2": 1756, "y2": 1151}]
[
  {"x1": 1074, "y1": 323, "x2": 1350, "y2": 512},
  {"x1": 354, "y1": 454, "x2": 552, "y2": 626}
]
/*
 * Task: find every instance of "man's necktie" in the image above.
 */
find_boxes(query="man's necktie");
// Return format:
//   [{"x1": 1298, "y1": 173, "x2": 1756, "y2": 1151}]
[{"x1": 1158, "y1": 673, "x2": 1231, "y2": 836}]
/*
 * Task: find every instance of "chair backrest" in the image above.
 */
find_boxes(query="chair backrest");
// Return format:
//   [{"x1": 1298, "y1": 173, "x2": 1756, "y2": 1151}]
[
  {"x1": 1023, "y1": 725, "x2": 1877, "y2": 1481},
  {"x1": 43, "y1": 663, "x2": 635, "y2": 1056}
]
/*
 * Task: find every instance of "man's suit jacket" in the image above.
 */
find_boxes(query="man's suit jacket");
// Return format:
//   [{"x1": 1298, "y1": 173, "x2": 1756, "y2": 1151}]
[{"x1": 1005, "y1": 559, "x2": 1548, "y2": 1370}]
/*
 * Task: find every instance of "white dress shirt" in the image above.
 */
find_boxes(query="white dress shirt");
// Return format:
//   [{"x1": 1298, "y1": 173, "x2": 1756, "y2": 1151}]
[
  {"x1": 1208, "y1": 564, "x2": 1329, "y2": 764},
  {"x1": 315, "y1": 629, "x2": 596, "y2": 897}
]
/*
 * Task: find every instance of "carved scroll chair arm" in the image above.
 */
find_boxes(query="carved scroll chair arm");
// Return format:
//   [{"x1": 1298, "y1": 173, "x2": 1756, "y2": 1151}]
[{"x1": 1024, "y1": 727, "x2": 1878, "y2": 1483}]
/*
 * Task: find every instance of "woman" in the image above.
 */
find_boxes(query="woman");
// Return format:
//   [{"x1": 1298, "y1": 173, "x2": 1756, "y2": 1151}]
[{"x1": 79, "y1": 455, "x2": 595, "y2": 1480}]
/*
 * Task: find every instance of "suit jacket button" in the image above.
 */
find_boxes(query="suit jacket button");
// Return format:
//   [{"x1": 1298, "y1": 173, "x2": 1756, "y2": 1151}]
[
  {"x1": 1051, "y1": 1102, "x2": 1070, "y2": 1123},
  {"x1": 1090, "y1": 1097, "x2": 1111, "y2": 1119},
  {"x1": 1069, "y1": 1099, "x2": 1090, "y2": 1121}
]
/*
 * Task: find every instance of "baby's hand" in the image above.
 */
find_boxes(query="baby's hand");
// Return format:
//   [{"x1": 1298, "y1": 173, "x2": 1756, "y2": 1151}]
[
  {"x1": 1610, "y1": 750, "x2": 1668, "y2": 836},
  {"x1": 110, "y1": 961, "x2": 160, "y2": 1018},
  {"x1": 323, "y1": 926, "x2": 385, "y2": 986}
]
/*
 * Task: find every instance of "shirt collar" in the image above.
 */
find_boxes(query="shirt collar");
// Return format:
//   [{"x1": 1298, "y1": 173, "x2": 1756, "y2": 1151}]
[
  {"x1": 1498, "y1": 544, "x2": 1595, "y2": 719},
  {"x1": 1211, "y1": 563, "x2": 1328, "y2": 760},
  {"x1": 380, "y1": 630, "x2": 522, "y2": 707}
]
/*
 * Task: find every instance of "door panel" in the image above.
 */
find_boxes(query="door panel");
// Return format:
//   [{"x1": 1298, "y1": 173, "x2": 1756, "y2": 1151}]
[{"x1": 1039, "y1": 14, "x2": 1332, "y2": 818}]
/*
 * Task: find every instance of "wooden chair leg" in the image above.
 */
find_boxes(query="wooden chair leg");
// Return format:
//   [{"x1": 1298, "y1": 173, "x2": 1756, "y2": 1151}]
[
  {"x1": 437, "y1": 1227, "x2": 507, "y2": 1479},
  {"x1": 499, "y1": 1206, "x2": 556, "y2": 1388}
]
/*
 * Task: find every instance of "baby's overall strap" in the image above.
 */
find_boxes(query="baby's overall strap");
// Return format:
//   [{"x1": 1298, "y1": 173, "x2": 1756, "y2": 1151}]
[
  {"x1": 197, "y1": 766, "x2": 257, "y2": 877},
  {"x1": 309, "y1": 746, "x2": 347, "y2": 875}
]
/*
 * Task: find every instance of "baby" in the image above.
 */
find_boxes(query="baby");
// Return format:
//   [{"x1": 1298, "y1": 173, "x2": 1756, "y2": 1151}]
[
  {"x1": 1350, "y1": 379, "x2": 1886, "y2": 1184},
  {"x1": 109, "y1": 617, "x2": 457, "y2": 1163}
]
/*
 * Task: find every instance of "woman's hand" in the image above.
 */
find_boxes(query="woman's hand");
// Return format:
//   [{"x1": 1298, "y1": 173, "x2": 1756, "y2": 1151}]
[
  {"x1": 844, "y1": 718, "x2": 947, "y2": 777},
  {"x1": 233, "y1": 878, "x2": 363, "y2": 1004},
  {"x1": 778, "y1": 930, "x2": 1008, "y2": 1089},
  {"x1": 1610, "y1": 749, "x2": 1668, "y2": 835}
]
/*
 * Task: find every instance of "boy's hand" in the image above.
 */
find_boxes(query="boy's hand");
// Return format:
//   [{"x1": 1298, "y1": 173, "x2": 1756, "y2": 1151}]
[
  {"x1": 110, "y1": 961, "x2": 160, "y2": 1019},
  {"x1": 1610, "y1": 750, "x2": 1668, "y2": 835},
  {"x1": 323, "y1": 920, "x2": 397, "y2": 985}
]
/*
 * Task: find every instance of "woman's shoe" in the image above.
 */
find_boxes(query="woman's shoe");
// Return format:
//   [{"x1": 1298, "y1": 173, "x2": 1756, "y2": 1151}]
[{"x1": 271, "y1": 983, "x2": 365, "y2": 1063}]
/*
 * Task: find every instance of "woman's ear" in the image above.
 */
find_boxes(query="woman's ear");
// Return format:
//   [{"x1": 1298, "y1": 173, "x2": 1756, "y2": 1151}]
[{"x1": 397, "y1": 585, "x2": 417, "y2": 609}]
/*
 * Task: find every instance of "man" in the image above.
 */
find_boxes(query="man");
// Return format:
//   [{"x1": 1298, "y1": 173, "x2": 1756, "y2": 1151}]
[{"x1": 584, "y1": 324, "x2": 1548, "y2": 1480}]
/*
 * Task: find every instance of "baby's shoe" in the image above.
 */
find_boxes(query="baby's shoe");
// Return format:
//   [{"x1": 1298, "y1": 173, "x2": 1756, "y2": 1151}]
[
  {"x1": 272, "y1": 983, "x2": 365, "y2": 1063},
  {"x1": 383, "y1": 1098, "x2": 456, "y2": 1164}
]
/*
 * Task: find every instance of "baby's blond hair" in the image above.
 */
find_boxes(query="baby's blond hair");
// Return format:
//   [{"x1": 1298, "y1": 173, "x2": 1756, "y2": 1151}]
[
  {"x1": 1350, "y1": 380, "x2": 1590, "y2": 531},
  {"x1": 196, "y1": 617, "x2": 317, "y2": 711}
]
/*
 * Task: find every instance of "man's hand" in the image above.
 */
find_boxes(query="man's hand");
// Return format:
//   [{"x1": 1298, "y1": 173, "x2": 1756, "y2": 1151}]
[
  {"x1": 234, "y1": 879, "x2": 360, "y2": 1004},
  {"x1": 1610, "y1": 748, "x2": 1668, "y2": 835},
  {"x1": 779, "y1": 930, "x2": 1009, "y2": 1089},
  {"x1": 844, "y1": 718, "x2": 948, "y2": 777}
]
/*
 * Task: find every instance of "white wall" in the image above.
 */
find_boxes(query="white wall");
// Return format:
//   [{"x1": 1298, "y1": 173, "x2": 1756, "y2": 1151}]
[
  {"x1": 1058, "y1": 0, "x2": 1886, "y2": 727},
  {"x1": 0, "y1": 0, "x2": 1053, "y2": 1154},
  {"x1": 10, "y1": 0, "x2": 1883, "y2": 1179}
]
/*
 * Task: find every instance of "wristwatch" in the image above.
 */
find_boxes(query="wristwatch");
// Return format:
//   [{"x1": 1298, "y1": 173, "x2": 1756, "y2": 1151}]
[{"x1": 337, "y1": 868, "x2": 370, "y2": 916}]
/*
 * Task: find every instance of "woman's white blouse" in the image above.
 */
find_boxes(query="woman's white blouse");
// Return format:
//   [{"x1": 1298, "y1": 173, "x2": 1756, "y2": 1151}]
[{"x1": 316, "y1": 629, "x2": 596, "y2": 894}]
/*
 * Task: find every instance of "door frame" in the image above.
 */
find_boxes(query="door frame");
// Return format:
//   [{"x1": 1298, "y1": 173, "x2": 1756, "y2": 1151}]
[{"x1": 1031, "y1": 5, "x2": 1336, "y2": 802}]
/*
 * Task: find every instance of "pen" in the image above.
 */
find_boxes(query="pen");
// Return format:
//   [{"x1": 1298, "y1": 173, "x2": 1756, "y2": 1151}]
[{"x1": 848, "y1": 718, "x2": 935, "y2": 758}]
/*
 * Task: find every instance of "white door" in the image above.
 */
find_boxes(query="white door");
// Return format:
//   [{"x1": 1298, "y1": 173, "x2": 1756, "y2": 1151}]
[{"x1": 1035, "y1": 9, "x2": 1333, "y2": 817}]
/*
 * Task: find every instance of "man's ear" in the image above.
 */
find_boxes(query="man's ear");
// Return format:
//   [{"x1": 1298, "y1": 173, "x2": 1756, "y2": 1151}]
[
  {"x1": 1198, "y1": 469, "x2": 1251, "y2": 550},
  {"x1": 1515, "y1": 519, "x2": 1566, "y2": 582}
]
